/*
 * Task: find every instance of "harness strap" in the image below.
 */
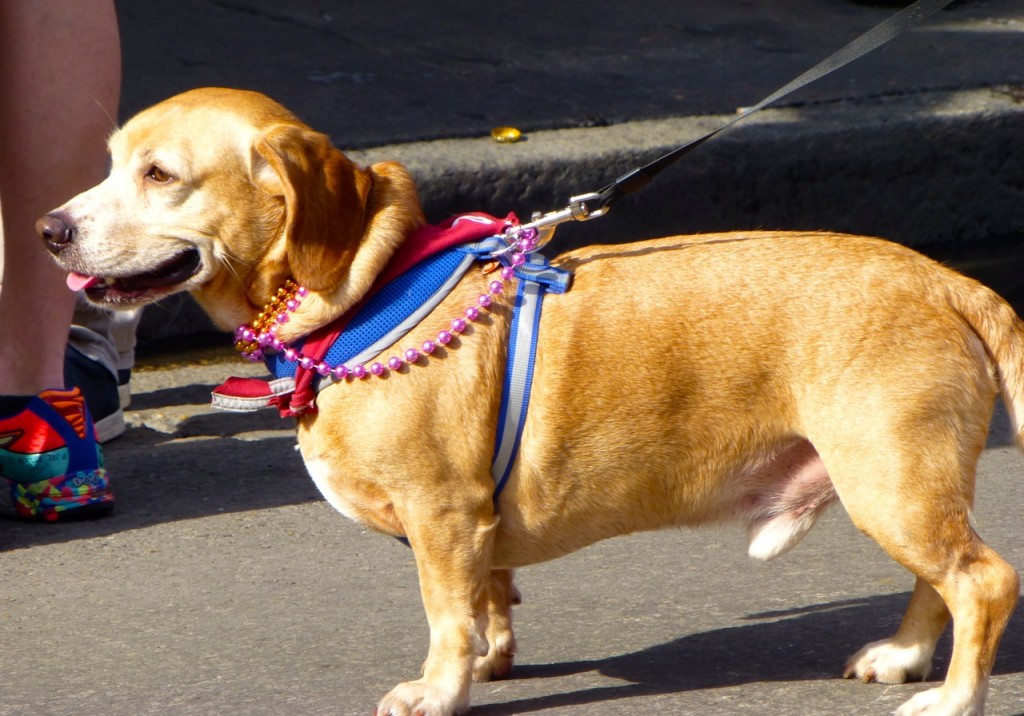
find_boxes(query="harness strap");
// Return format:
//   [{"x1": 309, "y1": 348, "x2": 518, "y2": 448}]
[{"x1": 490, "y1": 253, "x2": 571, "y2": 502}]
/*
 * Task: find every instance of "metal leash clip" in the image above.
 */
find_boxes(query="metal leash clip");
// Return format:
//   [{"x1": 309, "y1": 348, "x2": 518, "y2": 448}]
[{"x1": 503, "y1": 191, "x2": 610, "y2": 254}]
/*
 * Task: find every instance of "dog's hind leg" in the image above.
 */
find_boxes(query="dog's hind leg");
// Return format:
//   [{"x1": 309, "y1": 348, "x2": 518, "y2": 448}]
[
  {"x1": 844, "y1": 576, "x2": 949, "y2": 684},
  {"x1": 845, "y1": 536, "x2": 1018, "y2": 716},
  {"x1": 473, "y1": 569, "x2": 520, "y2": 682},
  {"x1": 823, "y1": 429, "x2": 1019, "y2": 716}
]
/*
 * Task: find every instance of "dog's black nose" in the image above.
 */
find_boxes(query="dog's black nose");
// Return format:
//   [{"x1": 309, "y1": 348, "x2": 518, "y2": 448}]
[{"x1": 37, "y1": 213, "x2": 75, "y2": 254}]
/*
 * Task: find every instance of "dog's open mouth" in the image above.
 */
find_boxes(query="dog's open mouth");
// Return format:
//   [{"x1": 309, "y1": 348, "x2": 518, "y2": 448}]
[{"x1": 67, "y1": 248, "x2": 202, "y2": 303}]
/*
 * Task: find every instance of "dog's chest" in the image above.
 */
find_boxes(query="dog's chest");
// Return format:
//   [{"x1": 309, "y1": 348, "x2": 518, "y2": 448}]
[{"x1": 300, "y1": 447, "x2": 407, "y2": 535}]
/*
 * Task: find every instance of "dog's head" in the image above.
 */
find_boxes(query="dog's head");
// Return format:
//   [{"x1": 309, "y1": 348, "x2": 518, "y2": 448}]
[{"x1": 40, "y1": 87, "x2": 423, "y2": 335}]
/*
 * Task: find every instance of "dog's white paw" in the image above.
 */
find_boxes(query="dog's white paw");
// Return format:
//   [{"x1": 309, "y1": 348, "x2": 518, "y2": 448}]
[
  {"x1": 894, "y1": 685, "x2": 985, "y2": 716},
  {"x1": 844, "y1": 638, "x2": 933, "y2": 684},
  {"x1": 374, "y1": 679, "x2": 468, "y2": 716}
]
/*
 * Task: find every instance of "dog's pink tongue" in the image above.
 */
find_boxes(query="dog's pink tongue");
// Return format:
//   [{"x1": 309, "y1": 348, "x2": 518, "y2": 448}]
[{"x1": 66, "y1": 272, "x2": 101, "y2": 292}]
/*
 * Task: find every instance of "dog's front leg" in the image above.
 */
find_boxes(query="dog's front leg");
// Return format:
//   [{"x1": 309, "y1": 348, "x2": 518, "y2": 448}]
[{"x1": 375, "y1": 507, "x2": 499, "y2": 716}]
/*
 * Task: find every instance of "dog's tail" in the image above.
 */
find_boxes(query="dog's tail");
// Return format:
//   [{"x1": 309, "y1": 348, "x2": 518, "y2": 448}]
[{"x1": 945, "y1": 270, "x2": 1024, "y2": 447}]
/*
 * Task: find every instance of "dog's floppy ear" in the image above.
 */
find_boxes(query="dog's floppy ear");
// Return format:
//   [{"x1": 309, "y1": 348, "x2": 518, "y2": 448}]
[{"x1": 252, "y1": 124, "x2": 372, "y2": 291}]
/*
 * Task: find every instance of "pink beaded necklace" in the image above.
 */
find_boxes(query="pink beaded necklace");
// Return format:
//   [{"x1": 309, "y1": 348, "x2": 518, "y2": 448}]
[{"x1": 232, "y1": 228, "x2": 537, "y2": 383}]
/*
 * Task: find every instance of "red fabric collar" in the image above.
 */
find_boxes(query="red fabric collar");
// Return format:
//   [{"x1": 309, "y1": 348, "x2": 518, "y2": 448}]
[{"x1": 273, "y1": 212, "x2": 516, "y2": 416}]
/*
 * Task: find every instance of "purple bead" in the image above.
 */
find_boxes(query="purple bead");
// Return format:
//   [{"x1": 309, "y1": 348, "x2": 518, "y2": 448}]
[
  {"x1": 404, "y1": 348, "x2": 420, "y2": 363},
  {"x1": 370, "y1": 362, "x2": 385, "y2": 376},
  {"x1": 299, "y1": 356, "x2": 314, "y2": 371},
  {"x1": 315, "y1": 362, "x2": 331, "y2": 376},
  {"x1": 286, "y1": 298, "x2": 299, "y2": 311},
  {"x1": 271, "y1": 338, "x2": 285, "y2": 351},
  {"x1": 297, "y1": 287, "x2": 309, "y2": 297},
  {"x1": 477, "y1": 294, "x2": 492, "y2": 308},
  {"x1": 501, "y1": 266, "x2": 515, "y2": 281},
  {"x1": 451, "y1": 318, "x2": 466, "y2": 333},
  {"x1": 276, "y1": 312, "x2": 289, "y2": 324},
  {"x1": 510, "y1": 252, "x2": 526, "y2": 267},
  {"x1": 465, "y1": 306, "x2": 480, "y2": 321},
  {"x1": 284, "y1": 347, "x2": 298, "y2": 362},
  {"x1": 246, "y1": 350, "x2": 263, "y2": 362},
  {"x1": 258, "y1": 333, "x2": 274, "y2": 348},
  {"x1": 387, "y1": 356, "x2": 403, "y2": 371},
  {"x1": 332, "y1": 365, "x2": 349, "y2": 380},
  {"x1": 437, "y1": 330, "x2": 452, "y2": 345},
  {"x1": 352, "y1": 365, "x2": 367, "y2": 379},
  {"x1": 422, "y1": 340, "x2": 436, "y2": 355},
  {"x1": 489, "y1": 280, "x2": 504, "y2": 295},
  {"x1": 241, "y1": 327, "x2": 255, "y2": 342}
]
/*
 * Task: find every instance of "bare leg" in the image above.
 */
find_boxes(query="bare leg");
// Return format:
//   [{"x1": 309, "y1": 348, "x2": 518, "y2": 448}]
[{"x1": 0, "y1": 0, "x2": 120, "y2": 394}]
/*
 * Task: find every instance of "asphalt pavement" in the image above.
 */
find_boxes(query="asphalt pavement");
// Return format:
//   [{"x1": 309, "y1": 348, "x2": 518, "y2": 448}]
[
  {"x1": 3, "y1": 1, "x2": 1024, "y2": 714},
  {"x1": 2, "y1": 352, "x2": 1024, "y2": 715}
]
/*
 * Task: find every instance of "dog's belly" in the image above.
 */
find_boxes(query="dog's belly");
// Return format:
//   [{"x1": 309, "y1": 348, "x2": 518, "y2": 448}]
[{"x1": 492, "y1": 438, "x2": 837, "y2": 568}]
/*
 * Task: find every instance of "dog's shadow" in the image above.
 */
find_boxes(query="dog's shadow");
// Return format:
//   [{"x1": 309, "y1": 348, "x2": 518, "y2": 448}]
[{"x1": 471, "y1": 594, "x2": 1024, "y2": 715}]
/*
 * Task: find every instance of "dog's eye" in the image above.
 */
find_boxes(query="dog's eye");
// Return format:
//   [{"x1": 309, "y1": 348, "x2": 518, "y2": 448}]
[{"x1": 145, "y1": 165, "x2": 173, "y2": 184}]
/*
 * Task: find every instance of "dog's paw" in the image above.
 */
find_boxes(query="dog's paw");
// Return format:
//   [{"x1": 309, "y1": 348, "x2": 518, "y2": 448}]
[
  {"x1": 843, "y1": 638, "x2": 933, "y2": 684},
  {"x1": 472, "y1": 633, "x2": 516, "y2": 682},
  {"x1": 894, "y1": 685, "x2": 984, "y2": 716},
  {"x1": 374, "y1": 679, "x2": 469, "y2": 716},
  {"x1": 473, "y1": 569, "x2": 520, "y2": 682}
]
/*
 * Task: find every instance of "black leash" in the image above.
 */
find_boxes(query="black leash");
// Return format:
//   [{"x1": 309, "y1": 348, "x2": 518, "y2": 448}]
[{"x1": 514, "y1": 0, "x2": 959, "y2": 241}]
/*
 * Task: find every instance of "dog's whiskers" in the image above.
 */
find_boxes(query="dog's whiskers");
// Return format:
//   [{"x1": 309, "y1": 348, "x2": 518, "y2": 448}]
[{"x1": 217, "y1": 248, "x2": 248, "y2": 286}]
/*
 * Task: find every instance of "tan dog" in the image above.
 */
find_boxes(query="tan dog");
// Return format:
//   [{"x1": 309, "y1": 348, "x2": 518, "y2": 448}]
[{"x1": 39, "y1": 87, "x2": 1021, "y2": 716}]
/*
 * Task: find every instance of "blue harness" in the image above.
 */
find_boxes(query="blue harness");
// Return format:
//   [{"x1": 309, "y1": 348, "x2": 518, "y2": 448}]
[
  {"x1": 248, "y1": 235, "x2": 571, "y2": 503},
  {"x1": 490, "y1": 250, "x2": 571, "y2": 501}
]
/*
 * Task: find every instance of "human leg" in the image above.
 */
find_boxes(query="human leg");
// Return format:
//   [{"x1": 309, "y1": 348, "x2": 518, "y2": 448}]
[
  {"x1": 0, "y1": 0, "x2": 121, "y2": 519},
  {"x1": 0, "y1": 0, "x2": 121, "y2": 393}
]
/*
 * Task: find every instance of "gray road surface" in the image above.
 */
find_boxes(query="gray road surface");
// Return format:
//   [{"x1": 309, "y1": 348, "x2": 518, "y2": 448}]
[{"x1": 1, "y1": 352, "x2": 1022, "y2": 715}]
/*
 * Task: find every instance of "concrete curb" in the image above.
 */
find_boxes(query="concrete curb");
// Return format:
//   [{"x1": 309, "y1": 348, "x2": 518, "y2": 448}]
[
  {"x1": 354, "y1": 86, "x2": 1024, "y2": 249},
  {"x1": 138, "y1": 86, "x2": 1024, "y2": 346}
]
